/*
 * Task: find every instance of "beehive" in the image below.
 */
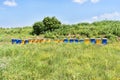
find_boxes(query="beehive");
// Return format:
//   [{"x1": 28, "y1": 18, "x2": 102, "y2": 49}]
[
  {"x1": 85, "y1": 38, "x2": 90, "y2": 44},
  {"x1": 96, "y1": 38, "x2": 101, "y2": 45}
]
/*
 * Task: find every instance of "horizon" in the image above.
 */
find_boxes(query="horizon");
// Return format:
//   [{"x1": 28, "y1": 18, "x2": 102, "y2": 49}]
[
  {"x1": 1, "y1": 20, "x2": 120, "y2": 29},
  {"x1": 0, "y1": 0, "x2": 120, "y2": 28}
]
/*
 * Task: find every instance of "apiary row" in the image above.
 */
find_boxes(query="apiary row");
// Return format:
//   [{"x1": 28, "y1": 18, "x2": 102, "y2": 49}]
[{"x1": 11, "y1": 38, "x2": 107, "y2": 45}]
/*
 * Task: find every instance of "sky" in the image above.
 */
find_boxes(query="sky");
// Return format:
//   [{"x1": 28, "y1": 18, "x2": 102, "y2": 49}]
[{"x1": 0, "y1": 0, "x2": 120, "y2": 28}]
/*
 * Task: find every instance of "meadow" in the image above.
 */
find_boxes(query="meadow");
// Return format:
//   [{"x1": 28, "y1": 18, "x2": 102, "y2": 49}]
[
  {"x1": 0, "y1": 20, "x2": 120, "y2": 80},
  {"x1": 0, "y1": 42, "x2": 120, "y2": 80}
]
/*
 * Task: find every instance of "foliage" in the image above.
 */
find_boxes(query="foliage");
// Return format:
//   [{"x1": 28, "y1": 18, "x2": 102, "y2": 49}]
[
  {"x1": 32, "y1": 16, "x2": 61, "y2": 35},
  {"x1": 43, "y1": 16, "x2": 61, "y2": 31},
  {"x1": 1, "y1": 20, "x2": 120, "y2": 41},
  {"x1": 33, "y1": 22, "x2": 44, "y2": 35},
  {"x1": 44, "y1": 20, "x2": 120, "y2": 40},
  {"x1": 0, "y1": 43, "x2": 120, "y2": 80}
]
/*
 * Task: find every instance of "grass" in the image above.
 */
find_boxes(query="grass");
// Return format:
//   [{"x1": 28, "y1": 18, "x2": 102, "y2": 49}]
[{"x1": 0, "y1": 42, "x2": 120, "y2": 80}]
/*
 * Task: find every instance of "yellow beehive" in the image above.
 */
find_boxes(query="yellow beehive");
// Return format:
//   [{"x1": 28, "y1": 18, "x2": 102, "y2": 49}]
[
  {"x1": 41, "y1": 39, "x2": 46, "y2": 43},
  {"x1": 57, "y1": 40, "x2": 61, "y2": 43},
  {"x1": 46, "y1": 39, "x2": 51, "y2": 43},
  {"x1": 44, "y1": 39, "x2": 46, "y2": 43},
  {"x1": 85, "y1": 38, "x2": 90, "y2": 45},
  {"x1": 59, "y1": 40, "x2": 63, "y2": 43},
  {"x1": 54, "y1": 40, "x2": 59, "y2": 43},
  {"x1": 33, "y1": 39, "x2": 36, "y2": 43},
  {"x1": 31, "y1": 39, "x2": 34, "y2": 43},
  {"x1": 96, "y1": 38, "x2": 101, "y2": 45},
  {"x1": 21, "y1": 40, "x2": 25, "y2": 45},
  {"x1": 38, "y1": 39, "x2": 41, "y2": 43},
  {"x1": 29, "y1": 39, "x2": 33, "y2": 43},
  {"x1": 39, "y1": 39, "x2": 43, "y2": 43},
  {"x1": 40, "y1": 39, "x2": 43, "y2": 43},
  {"x1": 35, "y1": 39, "x2": 39, "y2": 43}
]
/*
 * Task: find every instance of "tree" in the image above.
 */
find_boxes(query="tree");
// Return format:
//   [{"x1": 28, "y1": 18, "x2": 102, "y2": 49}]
[
  {"x1": 33, "y1": 22, "x2": 44, "y2": 35},
  {"x1": 32, "y1": 16, "x2": 61, "y2": 35},
  {"x1": 43, "y1": 16, "x2": 61, "y2": 31}
]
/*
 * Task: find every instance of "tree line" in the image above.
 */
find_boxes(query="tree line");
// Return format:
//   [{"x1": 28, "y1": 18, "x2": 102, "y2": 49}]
[{"x1": 32, "y1": 17, "x2": 120, "y2": 41}]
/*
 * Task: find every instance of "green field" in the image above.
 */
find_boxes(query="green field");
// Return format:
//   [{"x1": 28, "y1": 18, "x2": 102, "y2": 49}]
[
  {"x1": 0, "y1": 20, "x2": 120, "y2": 80},
  {"x1": 0, "y1": 42, "x2": 120, "y2": 80}
]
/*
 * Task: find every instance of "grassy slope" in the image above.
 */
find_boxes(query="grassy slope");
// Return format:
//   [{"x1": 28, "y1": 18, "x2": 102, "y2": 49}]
[
  {"x1": 0, "y1": 27, "x2": 33, "y2": 43},
  {"x1": 0, "y1": 42, "x2": 120, "y2": 80},
  {"x1": 0, "y1": 21, "x2": 120, "y2": 80}
]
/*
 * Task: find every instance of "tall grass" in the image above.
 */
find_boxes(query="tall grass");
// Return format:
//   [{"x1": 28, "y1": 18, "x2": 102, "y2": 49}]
[{"x1": 0, "y1": 42, "x2": 120, "y2": 80}]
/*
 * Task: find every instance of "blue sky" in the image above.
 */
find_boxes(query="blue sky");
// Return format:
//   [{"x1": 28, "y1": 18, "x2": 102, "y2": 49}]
[{"x1": 0, "y1": 0, "x2": 120, "y2": 28}]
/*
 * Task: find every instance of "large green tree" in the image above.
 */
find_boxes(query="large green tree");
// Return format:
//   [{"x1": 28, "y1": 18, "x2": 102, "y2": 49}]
[
  {"x1": 43, "y1": 16, "x2": 61, "y2": 31},
  {"x1": 33, "y1": 21, "x2": 44, "y2": 35},
  {"x1": 33, "y1": 16, "x2": 61, "y2": 35}
]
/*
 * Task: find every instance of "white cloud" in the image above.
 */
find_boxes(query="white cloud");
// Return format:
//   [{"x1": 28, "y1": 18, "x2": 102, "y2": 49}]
[
  {"x1": 80, "y1": 12, "x2": 120, "y2": 23},
  {"x1": 73, "y1": 0, "x2": 87, "y2": 4},
  {"x1": 73, "y1": 0, "x2": 100, "y2": 4},
  {"x1": 91, "y1": 0, "x2": 99, "y2": 3},
  {"x1": 3, "y1": 0, "x2": 17, "y2": 7},
  {"x1": 92, "y1": 12, "x2": 120, "y2": 20}
]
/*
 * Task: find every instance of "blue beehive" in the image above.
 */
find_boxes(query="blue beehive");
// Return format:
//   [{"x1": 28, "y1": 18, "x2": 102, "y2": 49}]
[
  {"x1": 102, "y1": 38, "x2": 107, "y2": 45},
  {"x1": 16, "y1": 39, "x2": 22, "y2": 44},
  {"x1": 79, "y1": 39, "x2": 84, "y2": 43},
  {"x1": 11, "y1": 39, "x2": 16, "y2": 44},
  {"x1": 75, "y1": 39, "x2": 79, "y2": 43},
  {"x1": 70, "y1": 39, "x2": 74, "y2": 43},
  {"x1": 64, "y1": 39, "x2": 69, "y2": 43},
  {"x1": 24, "y1": 40, "x2": 29, "y2": 44},
  {"x1": 90, "y1": 38, "x2": 96, "y2": 44}
]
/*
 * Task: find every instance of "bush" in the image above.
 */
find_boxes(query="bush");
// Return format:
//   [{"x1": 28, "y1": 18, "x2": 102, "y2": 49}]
[{"x1": 33, "y1": 22, "x2": 44, "y2": 35}]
